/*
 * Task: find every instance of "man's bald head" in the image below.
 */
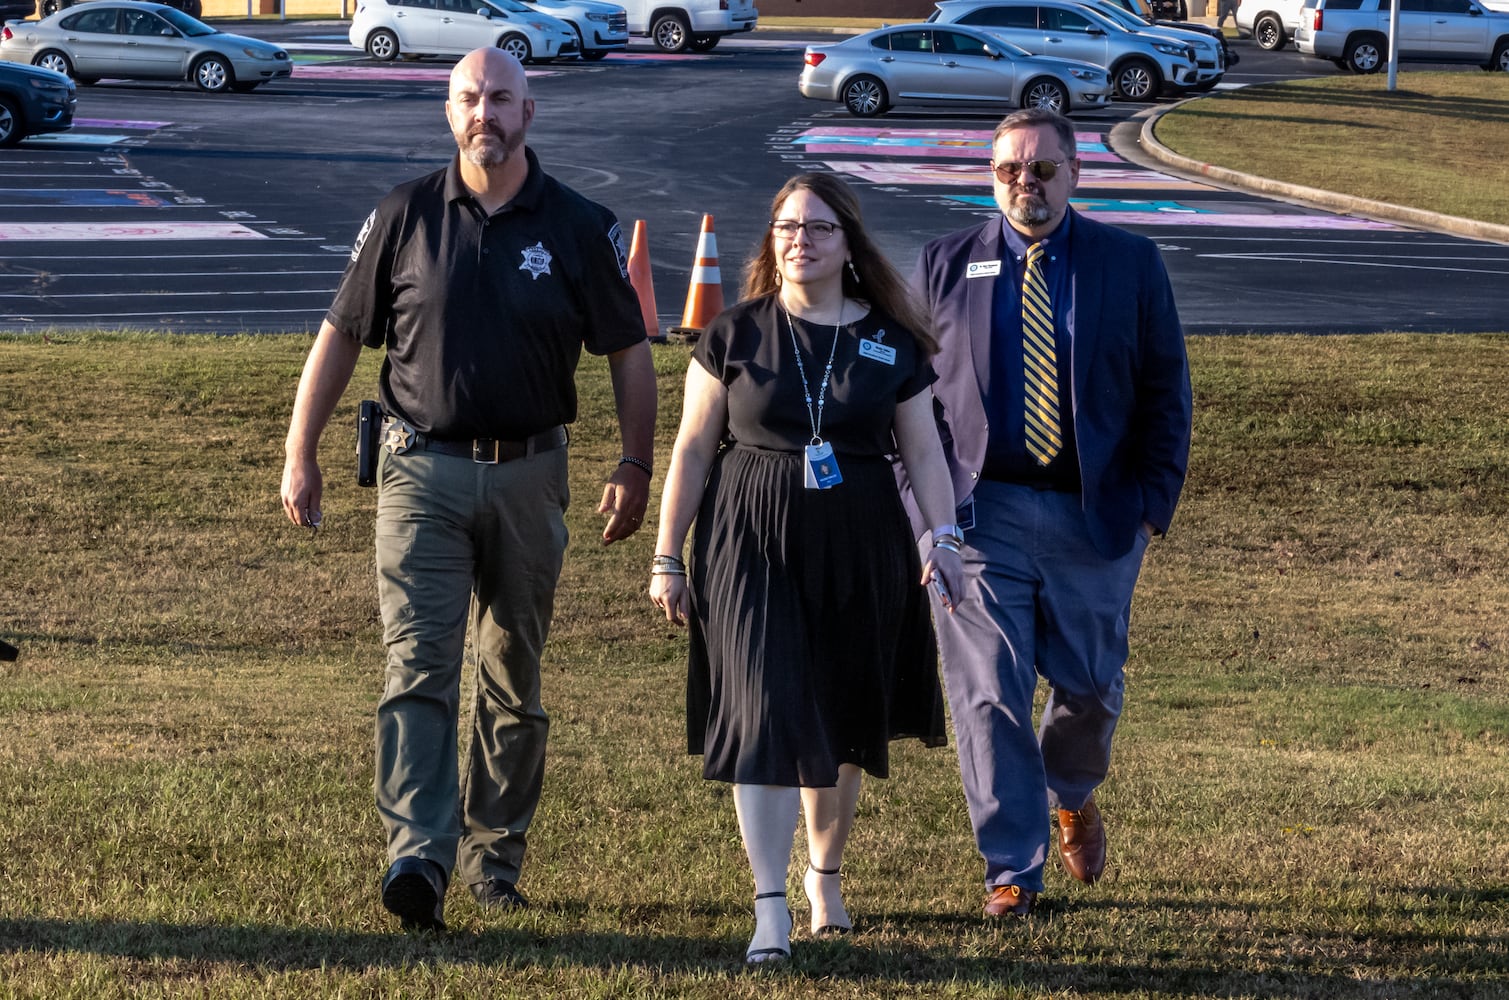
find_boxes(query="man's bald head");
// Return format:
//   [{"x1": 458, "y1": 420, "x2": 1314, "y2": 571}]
[{"x1": 445, "y1": 47, "x2": 533, "y2": 170}]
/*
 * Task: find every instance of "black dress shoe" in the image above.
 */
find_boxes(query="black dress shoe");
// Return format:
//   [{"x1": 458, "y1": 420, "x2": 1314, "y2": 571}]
[
  {"x1": 381, "y1": 856, "x2": 448, "y2": 931},
  {"x1": 470, "y1": 877, "x2": 529, "y2": 910}
]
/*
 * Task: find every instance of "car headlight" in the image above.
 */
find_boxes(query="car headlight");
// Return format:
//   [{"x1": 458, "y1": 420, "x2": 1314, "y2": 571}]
[
  {"x1": 242, "y1": 46, "x2": 277, "y2": 60},
  {"x1": 527, "y1": 20, "x2": 552, "y2": 30},
  {"x1": 587, "y1": 11, "x2": 610, "y2": 21},
  {"x1": 28, "y1": 76, "x2": 69, "y2": 93},
  {"x1": 1152, "y1": 41, "x2": 1186, "y2": 56},
  {"x1": 1067, "y1": 67, "x2": 1101, "y2": 81}
]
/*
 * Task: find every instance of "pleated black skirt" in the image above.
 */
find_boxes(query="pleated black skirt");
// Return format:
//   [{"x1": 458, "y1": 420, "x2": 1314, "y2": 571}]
[{"x1": 686, "y1": 444, "x2": 946, "y2": 787}]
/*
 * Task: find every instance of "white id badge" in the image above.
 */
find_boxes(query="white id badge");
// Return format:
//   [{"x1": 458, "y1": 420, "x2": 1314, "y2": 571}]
[
  {"x1": 804, "y1": 441, "x2": 843, "y2": 490},
  {"x1": 858, "y1": 339, "x2": 897, "y2": 366}
]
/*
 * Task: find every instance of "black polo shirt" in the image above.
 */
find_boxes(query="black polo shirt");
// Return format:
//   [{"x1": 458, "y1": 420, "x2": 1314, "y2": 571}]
[{"x1": 327, "y1": 147, "x2": 644, "y2": 440}]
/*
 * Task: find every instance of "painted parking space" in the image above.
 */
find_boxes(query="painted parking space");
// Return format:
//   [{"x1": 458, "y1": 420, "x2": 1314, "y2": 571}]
[{"x1": 772, "y1": 121, "x2": 1404, "y2": 232}]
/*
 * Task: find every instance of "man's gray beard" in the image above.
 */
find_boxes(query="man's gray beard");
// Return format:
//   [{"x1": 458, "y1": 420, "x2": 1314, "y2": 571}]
[
  {"x1": 1006, "y1": 194, "x2": 1052, "y2": 228},
  {"x1": 460, "y1": 129, "x2": 523, "y2": 168}
]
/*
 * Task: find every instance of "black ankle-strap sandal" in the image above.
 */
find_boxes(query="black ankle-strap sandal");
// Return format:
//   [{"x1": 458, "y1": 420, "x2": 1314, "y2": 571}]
[{"x1": 746, "y1": 891, "x2": 792, "y2": 966}]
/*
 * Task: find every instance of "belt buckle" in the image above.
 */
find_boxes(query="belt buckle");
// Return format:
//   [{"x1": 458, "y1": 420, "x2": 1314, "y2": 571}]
[{"x1": 472, "y1": 439, "x2": 500, "y2": 464}]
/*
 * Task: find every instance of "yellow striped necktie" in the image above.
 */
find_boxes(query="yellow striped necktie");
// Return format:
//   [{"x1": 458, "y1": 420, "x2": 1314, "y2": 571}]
[{"x1": 1022, "y1": 242, "x2": 1061, "y2": 466}]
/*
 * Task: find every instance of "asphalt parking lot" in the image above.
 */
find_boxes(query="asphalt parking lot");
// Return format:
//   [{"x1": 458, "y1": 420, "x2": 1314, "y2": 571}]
[{"x1": 1, "y1": 25, "x2": 1505, "y2": 334}]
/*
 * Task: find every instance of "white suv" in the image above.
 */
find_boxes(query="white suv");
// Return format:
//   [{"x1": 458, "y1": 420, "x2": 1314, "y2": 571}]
[
  {"x1": 518, "y1": 0, "x2": 628, "y2": 59},
  {"x1": 1294, "y1": 0, "x2": 1509, "y2": 71},
  {"x1": 615, "y1": 0, "x2": 759, "y2": 52},
  {"x1": 929, "y1": 0, "x2": 1200, "y2": 99},
  {"x1": 1235, "y1": 0, "x2": 1307, "y2": 49}
]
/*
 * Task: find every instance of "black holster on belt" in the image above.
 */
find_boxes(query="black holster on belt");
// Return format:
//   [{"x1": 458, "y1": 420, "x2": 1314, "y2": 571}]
[{"x1": 357, "y1": 400, "x2": 382, "y2": 487}]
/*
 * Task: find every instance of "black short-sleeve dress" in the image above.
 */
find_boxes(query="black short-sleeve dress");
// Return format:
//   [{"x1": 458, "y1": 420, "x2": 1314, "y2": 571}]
[{"x1": 686, "y1": 294, "x2": 946, "y2": 788}]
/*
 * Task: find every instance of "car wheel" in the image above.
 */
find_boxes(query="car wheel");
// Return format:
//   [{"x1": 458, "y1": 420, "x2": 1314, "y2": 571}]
[
  {"x1": 33, "y1": 50, "x2": 74, "y2": 78},
  {"x1": 1113, "y1": 58, "x2": 1159, "y2": 101},
  {"x1": 1490, "y1": 40, "x2": 1509, "y2": 72},
  {"x1": 497, "y1": 33, "x2": 532, "y2": 62},
  {"x1": 1344, "y1": 34, "x2": 1385, "y2": 73},
  {"x1": 39, "y1": 0, "x2": 63, "y2": 15},
  {"x1": 651, "y1": 13, "x2": 690, "y2": 52},
  {"x1": 193, "y1": 54, "x2": 234, "y2": 92},
  {"x1": 841, "y1": 74, "x2": 888, "y2": 117},
  {"x1": 0, "y1": 96, "x2": 21, "y2": 149},
  {"x1": 689, "y1": 34, "x2": 719, "y2": 51},
  {"x1": 1254, "y1": 14, "x2": 1285, "y2": 51},
  {"x1": 366, "y1": 28, "x2": 399, "y2": 61},
  {"x1": 1021, "y1": 77, "x2": 1069, "y2": 113}
]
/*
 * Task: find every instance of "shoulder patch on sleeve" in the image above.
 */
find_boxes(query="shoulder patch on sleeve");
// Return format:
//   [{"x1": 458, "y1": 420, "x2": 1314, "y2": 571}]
[
  {"x1": 351, "y1": 210, "x2": 377, "y2": 263},
  {"x1": 607, "y1": 222, "x2": 629, "y2": 280}
]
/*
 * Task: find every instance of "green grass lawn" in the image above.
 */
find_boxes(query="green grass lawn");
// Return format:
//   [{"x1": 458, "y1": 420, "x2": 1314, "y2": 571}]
[
  {"x1": 1154, "y1": 73, "x2": 1509, "y2": 226},
  {"x1": 1, "y1": 333, "x2": 1507, "y2": 998}
]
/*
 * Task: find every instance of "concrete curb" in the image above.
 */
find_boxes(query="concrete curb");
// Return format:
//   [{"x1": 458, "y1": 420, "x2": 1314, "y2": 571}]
[{"x1": 1116, "y1": 100, "x2": 1509, "y2": 246}]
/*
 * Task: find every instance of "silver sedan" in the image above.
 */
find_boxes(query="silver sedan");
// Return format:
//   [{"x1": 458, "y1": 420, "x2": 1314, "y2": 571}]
[
  {"x1": 800, "y1": 23, "x2": 1112, "y2": 118},
  {"x1": 0, "y1": 1, "x2": 292, "y2": 93}
]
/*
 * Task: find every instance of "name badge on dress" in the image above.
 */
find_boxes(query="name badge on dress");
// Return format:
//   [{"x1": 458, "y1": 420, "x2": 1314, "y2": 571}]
[
  {"x1": 967, "y1": 260, "x2": 1003, "y2": 278},
  {"x1": 858, "y1": 336, "x2": 897, "y2": 366},
  {"x1": 804, "y1": 440, "x2": 843, "y2": 490}
]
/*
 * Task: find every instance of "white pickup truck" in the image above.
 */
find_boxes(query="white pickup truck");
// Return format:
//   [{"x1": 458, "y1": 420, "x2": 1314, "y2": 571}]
[{"x1": 618, "y1": 0, "x2": 759, "y2": 51}]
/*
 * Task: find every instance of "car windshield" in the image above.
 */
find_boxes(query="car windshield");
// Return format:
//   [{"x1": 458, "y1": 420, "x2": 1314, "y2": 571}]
[
  {"x1": 157, "y1": 7, "x2": 219, "y2": 36},
  {"x1": 1093, "y1": 2, "x2": 1153, "y2": 26}
]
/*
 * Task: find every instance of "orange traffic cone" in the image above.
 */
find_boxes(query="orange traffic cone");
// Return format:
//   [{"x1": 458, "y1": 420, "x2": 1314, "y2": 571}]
[
  {"x1": 627, "y1": 219, "x2": 663, "y2": 344},
  {"x1": 667, "y1": 213, "x2": 724, "y2": 344}
]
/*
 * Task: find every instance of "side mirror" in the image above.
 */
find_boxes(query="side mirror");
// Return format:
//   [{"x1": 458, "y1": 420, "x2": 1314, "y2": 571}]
[
  {"x1": 476, "y1": 6, "x2": 492, "y2": 16},
  {"x1": 982, "y1": 43, "x2": 1002, "y2": 58}
]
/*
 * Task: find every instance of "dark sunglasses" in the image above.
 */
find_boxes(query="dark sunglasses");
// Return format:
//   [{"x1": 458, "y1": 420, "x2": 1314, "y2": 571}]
[{"x1": 991, "y1": 159, "x2": 1068, "y2": 183}]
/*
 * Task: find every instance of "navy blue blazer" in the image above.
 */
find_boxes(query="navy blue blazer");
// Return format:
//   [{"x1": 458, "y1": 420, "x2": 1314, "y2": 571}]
[{"x1": 903, "y1": 209, "x2": 1192, "y2": 560}]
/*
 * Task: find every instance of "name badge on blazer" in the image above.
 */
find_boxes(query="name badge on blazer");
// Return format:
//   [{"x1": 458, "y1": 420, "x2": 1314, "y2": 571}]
[{"x1": 967, "y1": 260, "x2": 1003, "y2": 278}]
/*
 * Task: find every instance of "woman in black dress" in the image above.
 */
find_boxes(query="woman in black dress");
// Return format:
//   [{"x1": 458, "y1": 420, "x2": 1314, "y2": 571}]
[{"x1": 648, "y1": 174, "x2": 963, "y2": 965}]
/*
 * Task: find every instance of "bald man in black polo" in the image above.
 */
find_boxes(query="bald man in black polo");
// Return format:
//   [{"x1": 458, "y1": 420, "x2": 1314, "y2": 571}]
[{"x1": 281, "y1": 48, "x2": 656, "y2": 932}]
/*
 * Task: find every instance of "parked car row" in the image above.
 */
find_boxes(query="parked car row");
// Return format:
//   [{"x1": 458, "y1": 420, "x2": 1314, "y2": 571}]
[{"x1": 349, "y1": 0, "x2": 754, "y2": 61}]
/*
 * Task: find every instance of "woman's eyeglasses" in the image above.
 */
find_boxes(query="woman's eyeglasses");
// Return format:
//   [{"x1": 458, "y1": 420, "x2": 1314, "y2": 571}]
[
  {"x1": 991, "y1": 159, "x2": 1067, "y2": 183},
  {"x1": 770, "y1": 220, "x2": 842, "y2": 241}
]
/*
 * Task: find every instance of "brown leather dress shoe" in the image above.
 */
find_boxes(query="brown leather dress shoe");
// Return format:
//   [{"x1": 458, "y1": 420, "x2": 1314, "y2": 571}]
[
  {"x1": 1056, "y1": 795, "x2": 1107, "y2": 884},
  {"x1": 983, "y1": 884, "x2": 1037, "y2": 917}
]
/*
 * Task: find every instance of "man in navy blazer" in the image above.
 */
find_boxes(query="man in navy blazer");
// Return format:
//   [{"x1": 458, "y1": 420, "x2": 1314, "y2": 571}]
[{"x1": 903, "y1": 109, "x2": 1191, "y2": 917}]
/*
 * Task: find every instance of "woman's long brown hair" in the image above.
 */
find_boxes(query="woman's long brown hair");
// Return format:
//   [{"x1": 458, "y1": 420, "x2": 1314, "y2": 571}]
[{"x1": 740, "y1": 173, "x2": 936, "y2": 354}]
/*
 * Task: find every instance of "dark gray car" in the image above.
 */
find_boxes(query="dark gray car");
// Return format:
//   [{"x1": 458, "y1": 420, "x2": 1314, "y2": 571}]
[{"x1": 0, "y1": 57, "x2": 75, "y2": 146}]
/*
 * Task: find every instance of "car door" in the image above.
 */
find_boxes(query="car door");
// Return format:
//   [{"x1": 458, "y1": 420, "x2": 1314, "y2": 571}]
[
  {"x1": 56, "y1": 7, "x2": 123, "y2": 78},
  {"x1": 1388, "y1": 0, "x2": 1436, "y2": 55},
  {"x1": 1423, "y1": 0, "x2": 1488, "y2": 57},
  {"x1": 877, "y1": 28, "x2": 949, "y2": 100},
  {"x1": 932, "y1": 27, "x2": 1018, "y2": 101},
  {"x1": 117, "y1": 9, "x2": 183, "y2": 79},
  {"x1": 956, "y1": 5, "x2": 1048, "y2": 56},
  {"x1": 1037, "y1": 3, "x2": 1112, "y2": 66},
  {"x1": 388, "y1": 0, "x2": 443, "y2": 52},
  {"x1": 430, "y1": 0, "x2": 503, "y2": 54}
]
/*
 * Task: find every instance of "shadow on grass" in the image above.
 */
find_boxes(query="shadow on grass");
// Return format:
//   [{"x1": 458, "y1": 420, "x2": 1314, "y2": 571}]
[{"x1": 2, "y1": 886, "x2": 1504, "y2": 996}]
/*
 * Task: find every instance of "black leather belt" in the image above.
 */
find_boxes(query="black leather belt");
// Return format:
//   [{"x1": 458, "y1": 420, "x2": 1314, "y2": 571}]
[{"x1": 411, "y1": 425, "x2": 567, "y2": 464}]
